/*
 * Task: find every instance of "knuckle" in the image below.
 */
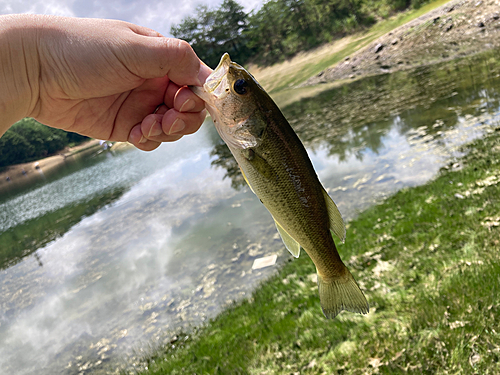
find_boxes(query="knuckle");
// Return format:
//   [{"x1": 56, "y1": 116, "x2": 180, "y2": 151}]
[{"x1": 166, "y1": 38, "x2": 195, "y2": 70}]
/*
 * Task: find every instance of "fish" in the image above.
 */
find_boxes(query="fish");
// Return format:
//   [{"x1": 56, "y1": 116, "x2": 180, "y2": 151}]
[{"x1": 191, "y1": 53, "x2": 368, "y2": 318}]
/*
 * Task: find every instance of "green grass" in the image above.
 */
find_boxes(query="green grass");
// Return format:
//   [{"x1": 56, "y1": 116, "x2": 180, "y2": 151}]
[{"x1": 138, "y1": 127, "x2": 500, "y2": 374}]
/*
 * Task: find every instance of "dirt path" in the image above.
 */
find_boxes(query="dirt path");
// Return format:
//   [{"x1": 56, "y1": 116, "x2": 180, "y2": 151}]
[{"x1": 304, "y1": 0, "x2": 500, "y2": 86}]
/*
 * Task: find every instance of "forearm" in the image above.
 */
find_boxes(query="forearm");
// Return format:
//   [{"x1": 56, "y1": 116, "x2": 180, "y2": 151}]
[{"x1": 0, "y1": 14, "x2": 40, "y2": 137}]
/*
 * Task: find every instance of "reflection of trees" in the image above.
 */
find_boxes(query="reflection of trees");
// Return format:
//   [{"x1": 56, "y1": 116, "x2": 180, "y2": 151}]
[
  {"x1": 209, "y1": 49, "x2": 500, "y2": 189},
  {"x1": 0, "y1": 188, "x2": 125, "y2": 270},
  {"x1": 210, "y1": 140, "x2": 246, "y2": 189}
]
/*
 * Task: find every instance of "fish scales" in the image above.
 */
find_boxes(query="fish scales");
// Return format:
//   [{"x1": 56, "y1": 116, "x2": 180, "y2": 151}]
[
  {"x1": 191, "y1": 53, "x2": 368, "y2": 319},
  {"x1": 233, "y1": 104, "x2": 344, "y2": 275}
]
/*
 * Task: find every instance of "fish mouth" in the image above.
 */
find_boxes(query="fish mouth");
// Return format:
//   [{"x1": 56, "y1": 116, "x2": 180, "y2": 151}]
[
  {"x1": 205, "y1": 53, "x2": 231, "y2": 94},
  {"x1": 191, "y1": 53, "x2": 232, "y2": 103}
]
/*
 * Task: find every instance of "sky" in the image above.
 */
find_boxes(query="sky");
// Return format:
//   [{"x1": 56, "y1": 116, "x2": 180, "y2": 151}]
[{"x1": 0, "y1": 0, "x2": 263, "y2": 37}]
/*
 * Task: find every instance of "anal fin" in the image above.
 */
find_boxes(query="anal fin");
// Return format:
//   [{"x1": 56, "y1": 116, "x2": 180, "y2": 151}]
[{"x1": 322, "y1": 187, "x2": 346, "y2": 243}]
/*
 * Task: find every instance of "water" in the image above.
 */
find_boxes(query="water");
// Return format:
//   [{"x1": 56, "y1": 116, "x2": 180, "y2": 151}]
[{"x1": 1, "y1": 50, "x2": 499, "y2": 374}]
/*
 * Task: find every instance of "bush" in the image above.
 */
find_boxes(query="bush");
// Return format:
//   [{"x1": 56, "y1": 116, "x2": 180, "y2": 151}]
[
  {"x1": 0, "y1": 118, "x2": 89, "y2": 168},
  {"x1": 0, "y1": 131, "x2": 35, "y2": 167}
]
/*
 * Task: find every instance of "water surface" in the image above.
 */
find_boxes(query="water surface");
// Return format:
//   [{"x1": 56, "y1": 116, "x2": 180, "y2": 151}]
[{"x1": 0, "y1": 50, "x2": 499, "y2": 374}]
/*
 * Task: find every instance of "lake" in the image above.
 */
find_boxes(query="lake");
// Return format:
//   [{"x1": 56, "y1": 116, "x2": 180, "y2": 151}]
[{"x1": 0, "y1": 49, "x2": 499, "y2": 374}]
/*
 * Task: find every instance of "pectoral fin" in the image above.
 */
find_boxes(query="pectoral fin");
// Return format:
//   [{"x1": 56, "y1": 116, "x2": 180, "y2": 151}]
[
  {"x1": 322, "y1": 187, "x2": 346, "y2": 243},
  {"x1": 241, "y1": 148, "x2": 274, "y2": 180},
  {"x1": 274, "y1": 219, "x2": 301, "y2": 258}
]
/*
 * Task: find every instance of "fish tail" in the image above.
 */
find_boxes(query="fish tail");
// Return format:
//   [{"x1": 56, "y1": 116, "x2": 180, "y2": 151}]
[{"x1": 317, "y1": 268, "x2": 369, "y2": 319}]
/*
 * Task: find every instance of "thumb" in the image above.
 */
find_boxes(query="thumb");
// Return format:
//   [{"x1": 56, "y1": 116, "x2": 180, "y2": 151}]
[{"x1": 124, "y1": 35, "x2": 212, "y2": 86}]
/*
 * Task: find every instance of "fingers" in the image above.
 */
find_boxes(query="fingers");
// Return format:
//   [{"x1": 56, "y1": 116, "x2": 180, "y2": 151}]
[
  {"x1": 163, "y1": 80, "x2": 206, "y2": 113},
  {"x1": 145, "y1": 109, "x2": 207, "y2": 139},
  {"x1": 124, "y1": 78, "x2": 207, "y2": 150},
  {"x1": 173, "y1": 86, "x2": 206, "y2": 113},
  {"x1": 128, "y1": 125, "x2": 163, "y2": 151},
  {"x1": 128, "y1": 108, "x2": 207, "y2": 150}
]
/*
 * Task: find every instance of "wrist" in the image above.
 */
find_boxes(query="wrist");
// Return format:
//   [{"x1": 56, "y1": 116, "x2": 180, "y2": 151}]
[{"x1": 0, "y1": 14, "x2": 40, "y2": 136}]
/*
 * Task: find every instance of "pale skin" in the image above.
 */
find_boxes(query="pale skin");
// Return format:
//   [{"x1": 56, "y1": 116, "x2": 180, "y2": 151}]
[{"x1": 0, "y1": 14, "x2": 212, "y2": 151}]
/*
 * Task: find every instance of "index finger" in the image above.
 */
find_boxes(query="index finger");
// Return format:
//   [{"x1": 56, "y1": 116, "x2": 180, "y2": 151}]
[{"x1": 130, "y1": 37, "x2": 212, "y2": 86}]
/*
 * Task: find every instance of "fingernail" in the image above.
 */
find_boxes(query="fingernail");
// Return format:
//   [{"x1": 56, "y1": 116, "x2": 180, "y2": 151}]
[
  {"x1": 139, "y1": 135, "x2": 148, "y2": 144},
  {"x1": 179, "y1": 99, "x2": 195, "y2": 113},
  {"x1": 147, "y1": 120, "x2": 162, "y2": 137},
  {"x1": 169, "y1": 118, "x2": 186, "y2": 134}
]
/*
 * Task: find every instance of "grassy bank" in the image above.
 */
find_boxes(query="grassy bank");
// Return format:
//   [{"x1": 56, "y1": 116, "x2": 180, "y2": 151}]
[
  {"x1": 138, "y1": 127, "x2": 500, "y2": 373},
  {"x1": 251, "y1": 0, "x2": 453, "y2": 95}
]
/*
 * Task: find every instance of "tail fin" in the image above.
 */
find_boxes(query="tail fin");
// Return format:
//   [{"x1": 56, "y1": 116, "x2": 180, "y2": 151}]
[{"x1": 317, "y1": 269, "x2": 369, "y2": 319}]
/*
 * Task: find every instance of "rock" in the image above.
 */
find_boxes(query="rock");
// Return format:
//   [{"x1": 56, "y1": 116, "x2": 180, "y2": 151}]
[
  {"x1": 345, "y1": 56, "x2": 350, "y2": 61},
  {"x1": 391, "y1": 38, "x2": 398, "y2": 45},
  {"x1": 444, "y1": 24, "x2": 453, "y2": 32},
  {"x1": 491, "y1": 13, "x2": 499, "y2": 20},
  {"x1": 477, "y1": 21, "x2": 485, "y2": 27},
  {"x1": 373, "y1": 43, "x2": 384, "y2": 53},
  {"x1": 433, "y1": 16, "x2": 441, "y2": 23}
]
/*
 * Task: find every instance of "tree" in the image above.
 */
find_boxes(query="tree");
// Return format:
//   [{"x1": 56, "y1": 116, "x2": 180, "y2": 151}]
[
  {"x1": 0, "y1": 118, "x2": 88, "y2": 168},
  {"x1": 0, "y1": 131, "x2": 34, "y2": 168},
  {"x1": 171, "y1": 0, "x2": 249, "y2": 68}
]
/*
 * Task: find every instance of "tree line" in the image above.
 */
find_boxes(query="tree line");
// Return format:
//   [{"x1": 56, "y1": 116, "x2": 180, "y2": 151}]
[
  {"x1": 171, "y1": 0, "x2": 423, "y2": 68},
  {"x1": 0, "y1": 0, "x2": 422, "y2": 168},
  {"x1": 0, "y1": 118, "x2": 88, "y2": 168}
]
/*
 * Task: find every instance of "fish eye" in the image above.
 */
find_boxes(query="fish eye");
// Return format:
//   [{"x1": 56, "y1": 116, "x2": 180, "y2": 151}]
[{"x1": 233, "y1": 79, "x2": 248, "y2": 95}]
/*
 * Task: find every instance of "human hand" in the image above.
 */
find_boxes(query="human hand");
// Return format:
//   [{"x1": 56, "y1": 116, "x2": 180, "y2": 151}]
[{"x1": 0, "y1": 15, "x2": 212, "y2": 151}]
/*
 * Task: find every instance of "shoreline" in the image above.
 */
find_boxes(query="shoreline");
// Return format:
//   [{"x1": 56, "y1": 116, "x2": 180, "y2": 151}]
[
  {"x1": 303, "y1": 0, "x2": 500, "y2": 86},
  {"x1": 138, "y1": 118, "x2": 500, "y2": 375},
  {"x1": 249, "y1": 0, "x2": 499, "y2": 107},
  {"x1": 0, "y1": 140, "x2": 133, "y2": 195},
  {"x1": 2, "y1": 1, "x2": 498, "y2": 197}
]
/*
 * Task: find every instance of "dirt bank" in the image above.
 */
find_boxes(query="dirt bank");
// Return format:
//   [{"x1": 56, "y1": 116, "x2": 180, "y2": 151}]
[
  {"x1": 304, "y1": 0, "x2": 500, "y2": 86},
  {"x1": 0, "y1": 140, "x2": 132, "y2": 195},
  {"x1": 0, "y1": 140, "x2": 100, "y2": 194}
]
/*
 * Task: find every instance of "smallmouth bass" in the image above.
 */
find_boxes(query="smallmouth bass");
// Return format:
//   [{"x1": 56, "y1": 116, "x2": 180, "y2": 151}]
[{"x1": 191, "y1": 53, "x2": 368, "y2": 318}]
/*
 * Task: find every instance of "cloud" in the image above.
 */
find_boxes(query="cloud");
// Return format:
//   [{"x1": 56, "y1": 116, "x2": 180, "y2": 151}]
[
  {"x1": 0, "y1": 0, "x2": 75, "y2": 16},
  {"x1": 0, "y1": 0, "x2": 263, "y2": 37}
]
